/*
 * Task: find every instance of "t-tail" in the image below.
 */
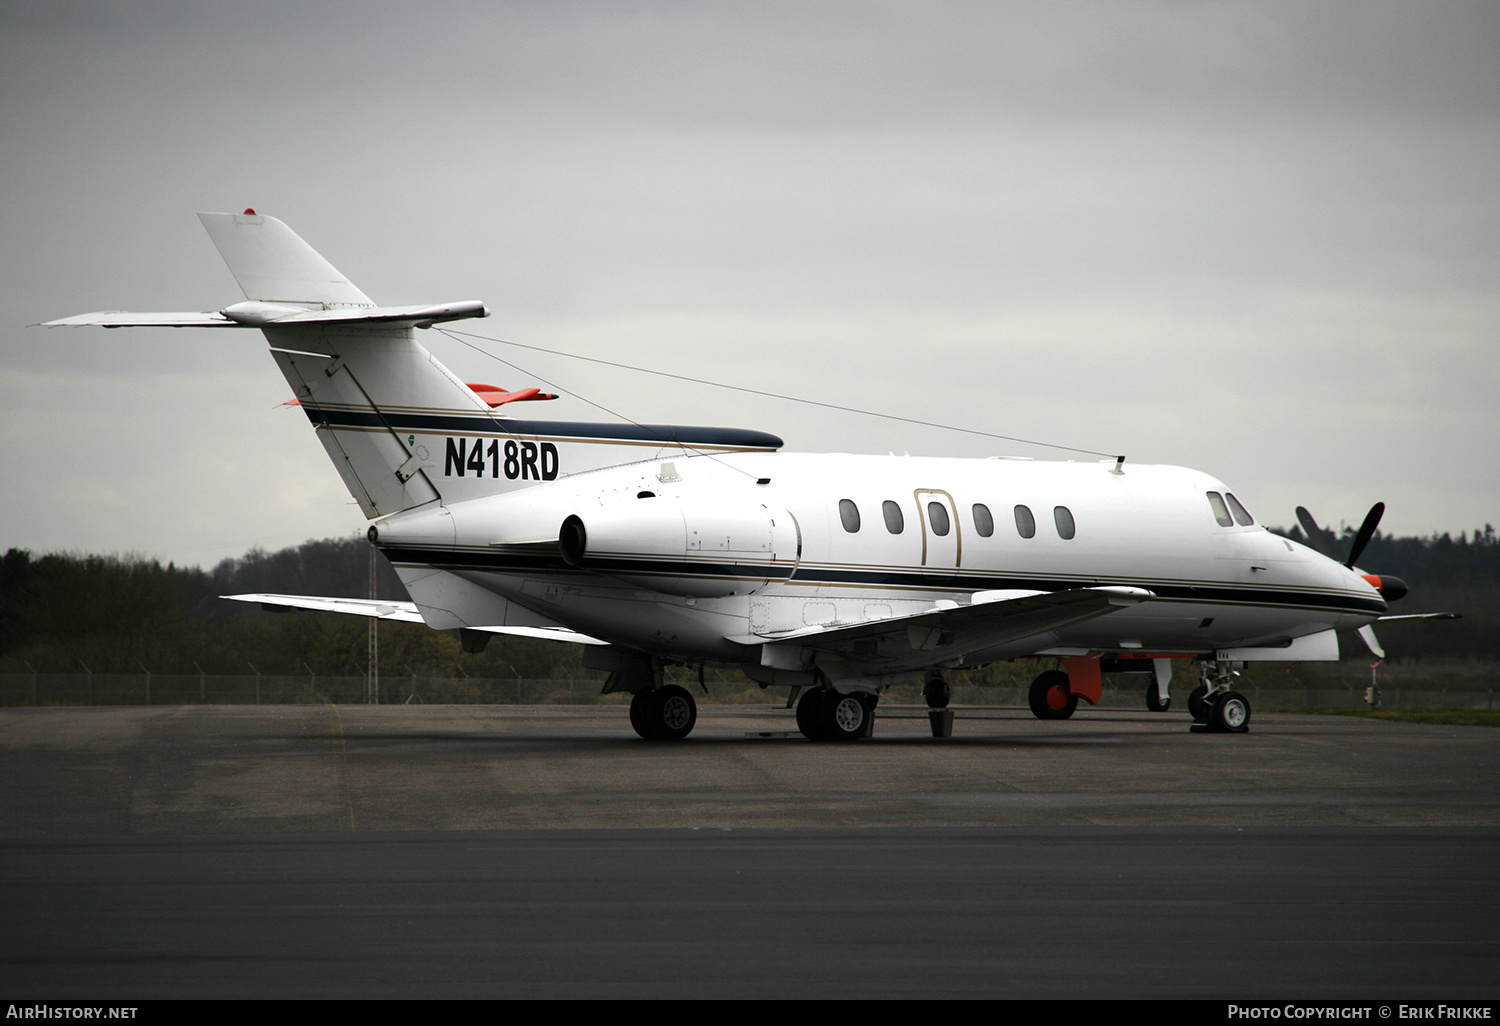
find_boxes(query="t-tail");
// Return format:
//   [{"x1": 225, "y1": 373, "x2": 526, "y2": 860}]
[{"x1": 44, "y1": 211, "x2": 782, "y2": 520}]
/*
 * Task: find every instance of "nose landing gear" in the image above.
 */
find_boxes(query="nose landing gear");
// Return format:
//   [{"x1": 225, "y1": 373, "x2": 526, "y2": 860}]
[{"x1": 1189, "y1": 661, "x2": 1251, "y2": 733}]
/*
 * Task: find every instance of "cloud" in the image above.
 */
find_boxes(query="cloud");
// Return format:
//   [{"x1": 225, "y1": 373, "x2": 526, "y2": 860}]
[{"x1": 3, "y1": 2, "x2": 1497, "y2": 561}]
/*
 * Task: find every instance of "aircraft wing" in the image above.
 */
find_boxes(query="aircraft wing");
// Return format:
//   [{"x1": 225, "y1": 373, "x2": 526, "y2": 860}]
[
  {"x1": 747, "y1": 586, "x2": 1152, "y2": 659},
  {"x1": 221, "y1": 593, "x2": 608, "y2": 645}
]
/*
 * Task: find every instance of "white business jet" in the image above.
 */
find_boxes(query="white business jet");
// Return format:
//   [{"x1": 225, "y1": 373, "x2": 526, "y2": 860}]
[{"x1": 46, "y1": 212, "x2": 1435, "y2": 740}]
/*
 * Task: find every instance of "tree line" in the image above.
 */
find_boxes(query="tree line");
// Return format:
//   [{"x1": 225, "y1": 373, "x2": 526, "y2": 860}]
[
  {"x1": 1, "y1": 524, "x2": 1494, "y2": 677},
  {"x1": 0, "y1": 539, "x2": 585, "y2": 679}
]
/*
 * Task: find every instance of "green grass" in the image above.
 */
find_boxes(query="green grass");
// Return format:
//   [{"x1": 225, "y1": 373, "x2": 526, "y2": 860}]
[{"x1": 1266, "y1": 707, "x2": 1500, "y2": 727}]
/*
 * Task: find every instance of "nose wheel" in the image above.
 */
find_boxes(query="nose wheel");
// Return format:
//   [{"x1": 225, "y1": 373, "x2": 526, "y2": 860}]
[
  {"x1": 1208, "y1": 690, "x2": 1251, "y2": 732},
  {"x1": 1188, "y1": 662, "x2": 1251, "y2": 733}
]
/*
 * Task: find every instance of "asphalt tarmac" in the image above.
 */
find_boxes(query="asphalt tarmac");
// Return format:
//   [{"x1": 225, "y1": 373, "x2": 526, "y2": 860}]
[{"x1": 0, "y1": 704, "x2": 1496, "y2": 998}]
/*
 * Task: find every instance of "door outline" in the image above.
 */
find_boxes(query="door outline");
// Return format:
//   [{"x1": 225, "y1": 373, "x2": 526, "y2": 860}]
[{"x1": 913, "y1": 488, "x2": 962, "y2": 568}]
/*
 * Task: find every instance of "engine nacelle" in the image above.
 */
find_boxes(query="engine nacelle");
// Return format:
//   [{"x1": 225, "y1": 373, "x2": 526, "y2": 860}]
[{"x1": 559, "y1": 496, "x2": 799, "y2": 597}]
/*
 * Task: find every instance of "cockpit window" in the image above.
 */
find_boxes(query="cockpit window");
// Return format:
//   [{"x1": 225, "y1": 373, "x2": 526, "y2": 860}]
[
  {"x1": 1014, "y1": 504, "x2": 1036, "y2": 539},
  {"x1": 839, "y1": 499, "x2": 861, "y2": 533},
  {"x1": 1225, "y1": 493, "x2": 1255, "y2": 526},
  {"x1": 1206, "y1": 492, "x2": 1233, "y2": 527},
  {"x1": 882, "y1": 500, "x2": 904, "y2": 534}
]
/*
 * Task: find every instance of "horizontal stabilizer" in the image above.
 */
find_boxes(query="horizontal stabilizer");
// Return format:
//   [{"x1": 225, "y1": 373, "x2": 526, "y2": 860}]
[
  {"x1": 41, "y1": 310, "x2": 238, "y2": 328},
  {"x1": 43, "y1": 300, "x2": 488, "y2": 330},
  {"x1": 221, "y1": 593, "x2": 607, "y2": 645}
]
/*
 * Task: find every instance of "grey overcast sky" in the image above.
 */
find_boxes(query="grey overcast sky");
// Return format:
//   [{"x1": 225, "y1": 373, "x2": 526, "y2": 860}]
[{"x1": 3, "y1": 1, "x2": 1497, "y2": 567}]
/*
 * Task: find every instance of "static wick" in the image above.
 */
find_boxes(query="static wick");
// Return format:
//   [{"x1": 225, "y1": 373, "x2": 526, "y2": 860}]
[{"x1": 1111, "y1": 455, "x2": 1126, "y2": 475}]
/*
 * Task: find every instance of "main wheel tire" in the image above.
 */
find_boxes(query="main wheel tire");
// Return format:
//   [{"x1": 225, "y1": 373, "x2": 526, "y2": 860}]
[
  {"x1": 797, "y1": 689, "x2": 870, "y2": 741},
  {"x1": 1146, "y1": 683, "x2": 1171, "y2": 713},
  {"x1": 651, "y1": 684, "x2": 697, "y2": 740},
  {"x1": 796, "y1": 688, "x2": 830, "y2": 740},
  {"x1": 1188, "y1": 684, "x2": 1210, "y2": 720},
  {"x1": 923, "y1": 674, "x2": 951, "y2": 710},
  {"x1": 834, "y1": 693, "x2": 870, "y2": 741},
  {"x1": 1028, "y1": 670, "x2": 1077, "y2": 720},
  {"x1": 629, "y1": 688, "x2": 653, "y2": 739},
  {"x1": 816, "y1": 693, "x2": 876, "y2": 741},
  {"x1": 1210, "y1": 690, "x2": 1251, "y2": 733}
]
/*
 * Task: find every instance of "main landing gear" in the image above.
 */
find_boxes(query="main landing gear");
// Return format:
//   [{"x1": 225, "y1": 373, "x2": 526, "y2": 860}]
[
  {"x1": 629, "y1": 684, "x2": 698, "y2": 740},
  {"x1": 1189, "y1": 662, "x2": 1251, "y2": 733},
  {"x1": 796, "y1": 687, "x2": 877, "y2": 741},
  {"x1": 923, "y1": 670, "x2": 951, "y2": 710}
]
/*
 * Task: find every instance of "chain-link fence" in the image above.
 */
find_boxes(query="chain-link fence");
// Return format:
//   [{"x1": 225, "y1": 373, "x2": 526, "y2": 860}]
[
  {"x1": 0, "y1": 672, "x2": 1494, "y2": 709},
  {"x1": 0, "y1": 673, "x2": 622, "y2": 707}
]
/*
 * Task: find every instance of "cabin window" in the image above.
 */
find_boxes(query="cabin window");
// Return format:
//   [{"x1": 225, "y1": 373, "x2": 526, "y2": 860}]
[
  {"x1": 1225, "y1": 493, "x2": 1255, "y2": 526},
  {"x1": 1054, "y1": 505, "x2": 1076, "y2": 540},
  {"x1": 1014, "y1": 504, "x2": 1036, "y2": 539},
  {"x1": 839, "y1": 499, "x2": 861, "y2": 533},
  {"x1": 927, "y1": 502, "x2": 951, "y2": 537},
  {"x1": 882, "y1": 500, "x2": 904, "y2": 534},
  {"x1": 972, "y1": 503, "x2": 994, "y2": 538},
  {"x1": 1206, "y1": 492, "x2": 1233, "y2": 527}
]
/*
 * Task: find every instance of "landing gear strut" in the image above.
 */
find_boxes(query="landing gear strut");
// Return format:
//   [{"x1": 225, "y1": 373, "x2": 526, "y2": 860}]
[
  {"x1": 629, "y1": 684, "x2": 698, "y2": 740},
  {"x1": 796, "y1": 688, "x2": 876, "y2": 741},
  {"x1": 1146, "y1": 656, "x2": 1172, "y2": 712}
]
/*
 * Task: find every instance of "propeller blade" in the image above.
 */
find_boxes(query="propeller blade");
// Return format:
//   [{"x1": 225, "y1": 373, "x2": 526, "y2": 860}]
[
  {"x1": 1345, "y1": 502, "x2": 1385, "y2": 568},
  {"x1": 1295, "y1": 506, "x2": 1323, "y2": 549}
]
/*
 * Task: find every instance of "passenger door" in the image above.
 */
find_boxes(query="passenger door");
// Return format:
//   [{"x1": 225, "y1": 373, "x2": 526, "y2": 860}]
[{"x1": 913, "y1": 488, "x2": 962, "y2": 576}]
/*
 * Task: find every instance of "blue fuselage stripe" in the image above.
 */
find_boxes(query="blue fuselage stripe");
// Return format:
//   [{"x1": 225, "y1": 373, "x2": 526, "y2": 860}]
[{"x1": 303, "y1": 407, "x2": 783, "y2": 449}]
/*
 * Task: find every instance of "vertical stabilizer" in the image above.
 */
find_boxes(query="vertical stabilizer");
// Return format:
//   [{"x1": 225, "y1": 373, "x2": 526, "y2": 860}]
[
  {"x1": 198, "y1": 211, "x2": 374, "y2": 308},
  {"x1": 48, "y1": 211, "x2": 783, "y2": 524}
]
